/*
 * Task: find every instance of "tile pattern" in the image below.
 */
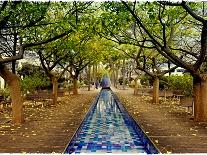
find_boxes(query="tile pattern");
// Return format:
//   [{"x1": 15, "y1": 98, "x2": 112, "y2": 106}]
[{"x1": 65, "y1": 89, "x2": 156, "y2": 154}]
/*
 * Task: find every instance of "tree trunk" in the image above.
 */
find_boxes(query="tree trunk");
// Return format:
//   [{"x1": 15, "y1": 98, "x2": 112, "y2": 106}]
[
  {"x1": 122, "y1": 59, "x2": 126, "y2": 90},
  {"x1": 52, "y1": 76, "x2": 58, "y2": 105},
  {"x1": 73, "y1": 77, "x2": 78, "y2": 95},
  {"x1": 115, "y1": 64, "x2": 119, "y2": 88},
  {"x1": 12, "y1": 27, "x2": 17, "y2": 74},
  {"x1": 0, "y1": 66, "x2": 24, "y2": 124},
  {"x1": 93, "y1": 63, "x2": 97, "y2": 85},
  {"x1": 88, "y1": 66, "x2": 91, "y2": 91},
  {"x1": 193, "y1": 77, "x2": 207, "y2": 121},
  {"x1": 111, "y1": 63, "x2": 116, "y2": 88},
  {"x1": 152, "y1": 77, "x2": 159, "y2": 104},
  {"x1": 134, "y1": 77, "x2": 138, "y2": 95}
]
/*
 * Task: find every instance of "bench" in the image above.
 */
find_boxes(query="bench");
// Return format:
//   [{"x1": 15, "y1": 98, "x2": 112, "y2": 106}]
[
  {"x1": 136, "y1": 88, "x2": 153, "y2": 96},
  {"x1": 25, "y1": 92, "x2": 52, "y2": 107},
  {"x1": 180, "y1": 97, "x2": 194, "y2": 114},
  {"x1": 159, "y1": 90, "x2": 174, "y2": 97}
]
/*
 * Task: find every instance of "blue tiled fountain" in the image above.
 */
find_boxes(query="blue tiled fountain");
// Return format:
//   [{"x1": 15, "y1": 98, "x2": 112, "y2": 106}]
[{"x1": 64, "y1": 89, "x2": 159, "y2": 154}]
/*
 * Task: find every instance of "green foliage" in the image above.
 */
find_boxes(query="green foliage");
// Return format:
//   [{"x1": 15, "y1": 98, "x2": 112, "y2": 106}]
[
  {"x1": 21, "y1": 73, "x2": 50, "y2": 94},
  {"x1": 18, "y1": 63, "x2": 45, "y2": 77},
  {"x1": 18, "y1": 63, "x2": 51, "y2": 93},
  {"x1": 140, "y1": 74, "x2": 152, "y2": 86},
  {"x1": 0, "y1": 87, "x2": 10, "y2": 100},
  {"x1": 166, "y1": 74, "x2": 193, "y2": 96},
  {"x1": 118, "y1": 77, "x2": 129, "y2": 85},
  {"x1": 140, "y1": 73, "x2": 193, "y2": 96},
  {"x1": 64, "y1": 81, "x2": 84, "y2": 91}
]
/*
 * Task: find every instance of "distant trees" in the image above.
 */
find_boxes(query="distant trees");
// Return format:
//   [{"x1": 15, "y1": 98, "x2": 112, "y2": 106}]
[{"x1": 118, "y1": 44, "x2": 177, "y2": 103}]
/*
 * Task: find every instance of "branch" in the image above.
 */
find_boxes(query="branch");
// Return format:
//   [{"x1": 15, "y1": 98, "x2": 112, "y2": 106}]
[
  {"x1": 49, "y1": 52, "x2": 69, "y2": 71},
  {"x1": 160, "y1": 1, "x2": 206, "y2": 24},
  {"x1": 59, "y1": 64, "x2": 70, "y2": 78},
  {"x1": 136, "y1": 65, "x2": 154, "y2": 78},
  {"x1": 160, "y1": 65, "x2": 178, "y2": 76},
  {"x1": 37, "y1": 50, "x2": 51, "y2": 77},
  {"x1": 24, "y1": 29, "x2": 73, "y2": 48},
  {"x1": 121, "y1": 1, "x2": 195, "y2": 73},
  {"x1": 121, "y1": 1, "x2": 163, "y2": 48},
  {"x1": 181, "y1": 1, "x2": 206, "y2": 24},
  {"x1": 58, "y1": 62, "x2": 71, "y2": 73},
  {"x1": 0, "y1": 2, "x2": 21, "y2": 29},
  {"x1": 159, "y1": 1, "x2": 182, "y2": 6},
  {"x1": 194, "y1": 25, "x2": 207, "y2": 70},
  {"x1": 158, "y1": 4, "x2": 167, "y2": 47},
  {"x1": 0, "y1": 29, "x2": 73, "y2": 64},
  {"x1": 21, "y1": 2, "x2": 50, "y2": 30},
  {"x1": 78, "y1": 61, "x2": 91, "y2": 72},
  {"x1": 169, "y1": 47, "x2": 199, "y2": 59}
]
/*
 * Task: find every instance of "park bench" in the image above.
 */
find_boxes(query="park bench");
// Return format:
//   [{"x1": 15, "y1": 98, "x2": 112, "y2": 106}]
[
  {"x1": 159, "y1": 90, "x2": 174, "y2": 101},
  {"x1": 159, "y1": 90, "x2": 174, "y2": 97},
  {"x1": 25, "y1": 89, "x2": 69, "y2": 107},
  {"x1": 25, "y1": 92, "x2": 52, "y2": 107},
  {"x1": 180, "y1": 97, "x2": 194, "y2": 114},
  {"x1": 172, "y1": 90, "x2": 184, "y2": 99},
  {"x1": 136, "y1": 88, "x2": 153, "y2": 96}
]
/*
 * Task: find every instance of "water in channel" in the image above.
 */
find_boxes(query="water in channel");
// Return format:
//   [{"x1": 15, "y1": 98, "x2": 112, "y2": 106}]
[{"x1": 65, "y1": 89, "x2": 158, "y2": 154}]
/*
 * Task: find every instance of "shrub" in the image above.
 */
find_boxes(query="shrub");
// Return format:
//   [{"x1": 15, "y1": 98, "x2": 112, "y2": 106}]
[
  {"x1": 64, "y1": 80, "x2": 84, "y2": 91},
  {"x1": 21, "y1": 73, "x2": 50, "y2": 94},
  {"x1": 118, "y1": 77, "x2": 129, "y2": 85},
  {"x1": 140, "y1": 74, "x2": 152, "y2": 86},
  {"x1": 139, "y1": 73, "x2": 193, "y2": 96},
  {"x1": 0, "y1": 87, "x2": 10, "y2": 100},
  {"x1": 166, "y1": 74, "x2": 193, "y2": 96}
]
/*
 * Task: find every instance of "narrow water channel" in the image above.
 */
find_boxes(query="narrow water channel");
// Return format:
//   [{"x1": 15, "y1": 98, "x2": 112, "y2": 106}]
[{"x1": 64, "y1": 89, "x2": 159, "y2": 154}]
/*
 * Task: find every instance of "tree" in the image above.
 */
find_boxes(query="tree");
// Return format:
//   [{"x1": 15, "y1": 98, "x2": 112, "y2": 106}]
[
  {"x1": 121, "y1": 1, "x2": 207, "y2": 121},
  {"x1": 118, "y1": 43, "x2": 177, "y2": 103},
  {"x1": 0, "y1": 1, "x2": 50, "y2": 124},
  {"x1": 63, "y1": 36, "x2": 101, "y2": 95},
  {"x1": 37, "y1": 41, "x2": 70, "y2": 105},
  {"x1": 0, "y1": 1, "x2": 93, "y2": 123}
]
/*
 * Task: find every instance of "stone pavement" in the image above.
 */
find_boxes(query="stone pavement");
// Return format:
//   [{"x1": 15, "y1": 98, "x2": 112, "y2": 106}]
[{"x1": 114, "y1": 88, "x2": 207, "y2": 153}]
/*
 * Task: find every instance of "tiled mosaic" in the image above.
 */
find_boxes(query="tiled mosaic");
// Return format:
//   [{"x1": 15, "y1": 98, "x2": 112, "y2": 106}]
[{"x1": 65, "y1": 89, "x2": 158, "y2": 154}]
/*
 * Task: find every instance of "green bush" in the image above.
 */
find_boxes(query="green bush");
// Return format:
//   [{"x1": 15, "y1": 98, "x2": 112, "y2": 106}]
[
  {"x1": 21, "y1": 73, "x2": 50, "y2": 94},
  {"x1": 118, "y1": 77, "x2": 129, "y2": 85},
  {"x1": 0, "y1": 87, "x2": 10, "y2": 100},
  {"x1": 166, "y1": 74, "x2": 193, "y2": 96},
  {"x1": 140, "y1": 74, "x2": 152, "y2": 86},
  {"x1": 139, "y1": 73, "x2": 193, "y2": 96},
  {"x1": 63, "y1": 80, "x2": 84, "y2": 91}
]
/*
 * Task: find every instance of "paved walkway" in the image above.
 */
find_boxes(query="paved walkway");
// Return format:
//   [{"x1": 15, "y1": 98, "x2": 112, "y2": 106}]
[
  {"x1": 1, "y1": 87, "x2": 207, "y2": 153},
  {"x1": 0, "y1": 89, "x2": 98, "y2": 153},
  {"x1": 114, "y1": 88, "x2": 207, "y2": 153}
]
